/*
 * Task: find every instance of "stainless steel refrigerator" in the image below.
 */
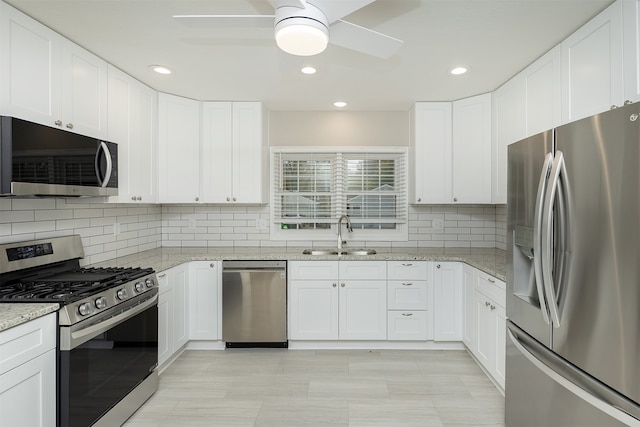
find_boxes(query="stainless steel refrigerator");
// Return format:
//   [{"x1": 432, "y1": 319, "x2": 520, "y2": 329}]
[{"x1": 506, "y1": 102, "x2": 640, "y2": 426}]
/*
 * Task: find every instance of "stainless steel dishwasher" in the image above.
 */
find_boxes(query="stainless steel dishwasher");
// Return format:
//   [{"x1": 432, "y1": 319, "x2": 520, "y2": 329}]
[{"x1": 222, "y1": 260, "x2": 287, "y2": 348}]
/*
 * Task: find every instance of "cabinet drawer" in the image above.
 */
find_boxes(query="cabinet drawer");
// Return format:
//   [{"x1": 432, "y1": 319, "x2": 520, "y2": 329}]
[
  {"x1": 387, "y1": 311, "x2": 431, "y2": 341},
  {"x1": 387, "y1": 280, "x2": 429, "y2": 310},
  {"x1": 387, "y1": 261, "x2": 429, "y2": 280},
  {"x1": 476, "y1": 271, "x2": 505, "y2": 307},
  {"x1": 339, "y1": 261, "x2": 386, "y2": 280},
  {"x1": 0, "y1": 314, "x2": 56, "y2": 375},
  {"x1": 289, "y1": 261, "x2": 338, "y2": 280}
]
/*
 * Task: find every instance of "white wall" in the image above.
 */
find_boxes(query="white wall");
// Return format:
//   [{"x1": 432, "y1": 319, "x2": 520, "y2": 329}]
[{"x1": 269, "y1": 111, "x2": 410, "y2": 146}]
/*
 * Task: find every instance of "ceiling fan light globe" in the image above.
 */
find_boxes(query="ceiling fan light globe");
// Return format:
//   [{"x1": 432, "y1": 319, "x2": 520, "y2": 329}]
[{"x1": 275, "y1": 19, "x2": 328, "y2": 56}]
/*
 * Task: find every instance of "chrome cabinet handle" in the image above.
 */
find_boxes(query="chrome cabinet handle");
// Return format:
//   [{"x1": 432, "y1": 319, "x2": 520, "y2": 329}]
[
  {"x1": 401, "y1": 313, "x2": 413, "y2": 317},
  {"x1": 453, "y1": 197, "x2": 458, "y2": 202},
  {"x1": 332, "y1": 283, "x2": 337, "y2": 288},
  {"x1": 341, "y1": 283, "x2": 345, "y2": 287},
  {"x1": 488, "y1": 278, "x2": 495, "y2": 283},
  {"x1": 137, "y1": 196, "x2": 142, "y2": 201},
  {"x1": 485, "y1": 301, "x2": 490, "y2": 307},
  {"x1": 131, "y1": 196, "x2": 136, "y2": 201},
  {"x1": 54, "y1": 120, "x2": 62, "y2": 126},
  {"x1": 490, "y1": 305, "x2": 496, "y2": 311},
  {"x1": 401, "y1": 283, "x2": 413, "y2": 286},
  {"x1": 66, "y1": 123, "x2": 73, "y2": 129},
  {"x1": 401, "y1": 263, "x2": 413, "y2": 266},
  {"x1": 436, "y1": 264, "x2": 441, "y2": 269},
  {"x1": 227, "y1": 197, "x2": 231, "y2": 201},
  {"x1": 417, "y1": 198, "x2": 422, "y2": 202},
  {"x1": 233, "y1": 197, "x2": 237, "y2": 202},
  {"x1": 157, "y1": 273, "x2": 166, "y2": 278},
  {"x1": 195, "y1": 197, "x2": 199, "y2": 201},
  {"x1": 210, "y1": 263, "x2": 214, "y2": 268}
]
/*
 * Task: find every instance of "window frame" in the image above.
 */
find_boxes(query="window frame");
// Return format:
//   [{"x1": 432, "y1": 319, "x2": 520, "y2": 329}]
[{"x1": 270, "y1": 146, "x2": 408, "y2": 242}]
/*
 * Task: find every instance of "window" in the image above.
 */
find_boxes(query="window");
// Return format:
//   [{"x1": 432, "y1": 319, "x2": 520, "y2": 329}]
[{"x1": 271, "y1": 148, "x2": 408, "y2": 241}]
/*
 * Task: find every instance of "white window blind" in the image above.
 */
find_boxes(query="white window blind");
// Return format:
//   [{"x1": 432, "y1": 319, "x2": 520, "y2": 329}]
[{"x1": 272, "y1": 150, "x2": 407, "y2": 234}]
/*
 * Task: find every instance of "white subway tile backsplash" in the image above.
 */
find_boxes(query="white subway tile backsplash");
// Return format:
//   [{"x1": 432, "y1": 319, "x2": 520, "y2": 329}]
[{"x1": 1, "y1": 199, "x2": 507, "y2": 262}]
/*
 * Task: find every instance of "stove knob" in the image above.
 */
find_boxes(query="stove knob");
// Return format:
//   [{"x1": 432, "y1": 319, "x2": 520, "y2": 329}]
[
  {"x1": 95, "y1": 297, "x2": 107, "y2": 309},
  {"x1": 145, "y1": 278, "x2": 154, "y2": 288},
  {"x1": 135, "y1": 281, "x2": 145, "y2": 293},
  {"x1": 116, "y1": 288, "x2": 128, "y2": 300},
  {"x1": 78, "y1": 302, "x2": 92, "y2": 316}
]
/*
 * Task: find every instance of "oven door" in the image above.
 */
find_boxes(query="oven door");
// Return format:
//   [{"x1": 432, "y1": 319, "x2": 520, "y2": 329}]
[{"x1": 58, "y1": 290, "x2": 158, "y2": 427}]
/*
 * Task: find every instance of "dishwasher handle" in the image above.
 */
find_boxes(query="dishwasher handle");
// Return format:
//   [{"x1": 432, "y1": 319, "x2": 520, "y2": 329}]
[{"x1": 222, "y1": 260, "x2": 286, "y2": 271}]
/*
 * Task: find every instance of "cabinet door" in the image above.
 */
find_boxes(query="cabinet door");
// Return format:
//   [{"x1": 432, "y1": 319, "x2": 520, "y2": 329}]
[
  {"x1": 0, "y1": 2, "x2": 62, "y2": 126},
  {"x1": 492, "y1": 78, "x2": 525, "y2": 204},
  {"x1": 494, "y1": 304, "x2": 506, "y2": 389},
  {"x1": 462, "y1": 264, "x2": 477, "y2": 351},
  {"x1": 452, "y1": 93, "x2": 492, "y2": 203},
  {"x1": 158, "y1": 287, "x2": 173, "y2": 367},
  {"x1": 561, "y1": 1, "x2": 623, "y2": 123},
  {"x1": 339, "y1": 261, "x2": 387, "y2": 280},
  {"x1": 232, "y1": 102, "x2": 267, "y2": 203},
  {"x1": 158, "y1": 93, "x2": 201, "y2": 203},
  {"x1": 433, "y1": 262, "x2": 463, "y2": 341},
  {"x1": 387, "y1": 311, "x2": 429, "y2": 341},
  {"x1": 523, "y1": 46, "x2": 562, "y2": 136},
  {"x1": 410, "y1": 102, "x2": 452, "y2": 204},
  {"x1": 0, "y1": 349, "x2": 55, "y2": 427},
  {"x1": 188, "y1": 261, "x2": 219, "y2": 340},
  {"x1": 474, "y1": 289, "x2": 493, "y2": 367},
  {"x1": 289, "y1": 280, "x2": 338, "y2": 340},
  {"x1": 624, "y1": 0, "x2": 640, "y2": 103},
  {"x1": 61, "y1": 41, "x2": 108, "y2": 139},
  {"x1": 339, "y1": 280, "x2": 387, "y2": 340},
  {"x1": 132, "y1": 84, "x2": 158, "y2": 203},
  {"x1": 172, "y1": 264, "x2": 189, "y2": 349},
  {"x1": 201, "y1": 102, "x2": 233, "y2": 203}
]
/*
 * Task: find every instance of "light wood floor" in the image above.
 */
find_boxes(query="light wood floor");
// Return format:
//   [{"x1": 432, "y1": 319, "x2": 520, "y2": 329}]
[{"x1": 123, "y1": 349, "x2": 505, "y2": 426}]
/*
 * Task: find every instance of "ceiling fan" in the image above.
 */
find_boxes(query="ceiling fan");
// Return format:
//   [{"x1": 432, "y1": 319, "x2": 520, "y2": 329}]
[{"x1": 173, "y1": 0, "x2": 403, "y2": 58}]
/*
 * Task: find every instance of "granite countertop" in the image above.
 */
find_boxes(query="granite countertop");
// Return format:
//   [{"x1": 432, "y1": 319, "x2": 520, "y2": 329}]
[
  {"x1": 0, "y1": 303, "x2": 59, "y2": 333},
  {"x1": 91, "y1": 247, "x2": 506, "y2": 281}
]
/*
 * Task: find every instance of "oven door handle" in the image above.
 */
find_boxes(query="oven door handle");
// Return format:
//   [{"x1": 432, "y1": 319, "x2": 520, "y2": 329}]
[{"x1": 61, "y1": 293, "x2": 158, "y2": 351}]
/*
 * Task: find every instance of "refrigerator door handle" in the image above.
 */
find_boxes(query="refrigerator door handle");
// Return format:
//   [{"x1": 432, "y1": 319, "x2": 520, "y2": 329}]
[
  {"x1": 533, "y1": 152, "x2": 553, "y2": 325},
  {"x1": 541, "y1": 151, "x2": 564, "y2": 327},
  {"x1": 507, "y1": 328, "x2": 640, "y2": 426}
]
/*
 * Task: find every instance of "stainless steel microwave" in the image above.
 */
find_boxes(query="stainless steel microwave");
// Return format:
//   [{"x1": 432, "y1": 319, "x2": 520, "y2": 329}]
[{"x1": 0, "y1": 116, "x2": 118, "y2": 197}]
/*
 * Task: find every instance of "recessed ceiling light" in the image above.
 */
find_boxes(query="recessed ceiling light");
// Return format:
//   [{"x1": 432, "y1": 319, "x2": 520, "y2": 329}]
[
  {"x1": 301, "y1": 66, "x2": 317, "y2": 75},
  {"x1": 150, "y1": 65, "x2": 173, "y2": 75},
  {"x1": 333, "y1": 101, "x2": 347, "y2": 108},
  {"x1": 450, "y1": 66, "x2": 468, "y2": 75}
]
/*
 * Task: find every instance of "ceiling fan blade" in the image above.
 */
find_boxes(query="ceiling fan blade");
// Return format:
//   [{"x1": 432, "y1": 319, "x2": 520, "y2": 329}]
[
  {"x1": 173, "y1": 15, "x2": 274, "y2": 28},
  {"x1": 329, "y1": 20, "x2": 403, "y2": 59},
  {"x1": 307, "y1": 0, "x2": 375, "y2": 23},
  {"x1": 267, "y1": 0, "x2": 305, "y2": 9}
]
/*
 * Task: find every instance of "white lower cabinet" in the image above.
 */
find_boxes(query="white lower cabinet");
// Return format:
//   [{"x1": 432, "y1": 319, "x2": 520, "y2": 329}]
[
  {"x1": 387, "y1": 261, "x2": 432, "y2": 341},
  {"x1": 289, "y1": 261, "x2": 387, "y2": 340},
  {"x1": 463, "y1": 267, "x2": 506, "y2": 389},
  {"x1": 157, "y1": 263, "x2": 189, "y2": 367},
  {"x1": 188, "y1": 261, "x2": 220, "y2": 340},
  {"x1": 0, "y1": 313, "x2": 56, "y2": 427},
  {"x1": 433, "y1": 262, "x2": 463, "y2": 341}
]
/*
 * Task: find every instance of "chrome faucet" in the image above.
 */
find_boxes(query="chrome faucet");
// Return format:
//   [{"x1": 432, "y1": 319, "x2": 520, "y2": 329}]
[{"x1": 337, "y1": 215, "x2": 353, "y2": 251}]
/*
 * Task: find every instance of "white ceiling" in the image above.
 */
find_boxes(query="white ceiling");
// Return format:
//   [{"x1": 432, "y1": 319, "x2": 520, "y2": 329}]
[{"x1": 5, "y1": 0, "x2": 614, "y2": 111}]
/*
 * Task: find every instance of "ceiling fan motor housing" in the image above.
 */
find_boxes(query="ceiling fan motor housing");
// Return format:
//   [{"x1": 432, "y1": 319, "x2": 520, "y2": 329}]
[{"x1": 274, "y1": 4, "x2": 329, "y2": 56}]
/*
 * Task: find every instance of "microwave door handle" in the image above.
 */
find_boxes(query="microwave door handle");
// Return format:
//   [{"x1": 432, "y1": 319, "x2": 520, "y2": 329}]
[
  {"x1": 533, "y1": 152, "x2": 553, "y2": 325},
  {"x1": 94, "y1": 142, "x2": 113, "y2": 188},
  {"x1": 541, "y1": 151, "x2": 564, "y2": 327}
]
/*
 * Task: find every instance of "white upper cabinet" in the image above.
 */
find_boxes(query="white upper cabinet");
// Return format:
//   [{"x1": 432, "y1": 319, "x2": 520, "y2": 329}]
[
  {"x1": 623, "y1": 0, "x2": 640, "y2": 103},
  {"x1": 523, "y1": 47, "x2": 562, "y2": 136},
  {"x1": 411, "y1": 95, "x2": 491, "y2": 205},
  {"x1": 158, "y1": 93, "x2": 201, "y2": 203},
  {"x1": 0, "y1": 2, "x2": 107, "y2": 138},
  {"x1": 410, "y1": 102, "x2": 452, "y2": 204},
  {"x1": 492, "y1": 78, "x2": 525, "y2": 205},
  {"x1": 451, "y1": 93, "x2": 492, "y2": 204},
  {"x1": 107, "y1": 65, "x2": 157, "y2": 203},
  {"x1": 561, "y1": 0, "x2": 623, "y2": 123},
  {"x1": 201, "y1": 102, "x2": 268, "y2": 204}
]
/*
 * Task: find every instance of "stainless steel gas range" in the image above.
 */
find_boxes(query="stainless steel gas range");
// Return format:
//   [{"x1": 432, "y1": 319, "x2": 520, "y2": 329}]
[{"x1": 0, "y1": 235, "x2": 159, "y2": 427}]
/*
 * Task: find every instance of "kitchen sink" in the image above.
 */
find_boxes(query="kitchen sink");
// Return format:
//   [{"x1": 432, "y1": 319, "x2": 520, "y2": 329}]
[{"x1": 302, "y1": 248, "x2": 377, "y2": 256}]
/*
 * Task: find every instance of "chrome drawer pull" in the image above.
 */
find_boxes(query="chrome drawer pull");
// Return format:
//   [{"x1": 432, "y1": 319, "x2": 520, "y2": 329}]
[
  {"x1": 401, "y1": 283, "x2": 413, "y2": 286},
  {"x1": 401, "y1": 313, "x2": 413, "y2": 317}
]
